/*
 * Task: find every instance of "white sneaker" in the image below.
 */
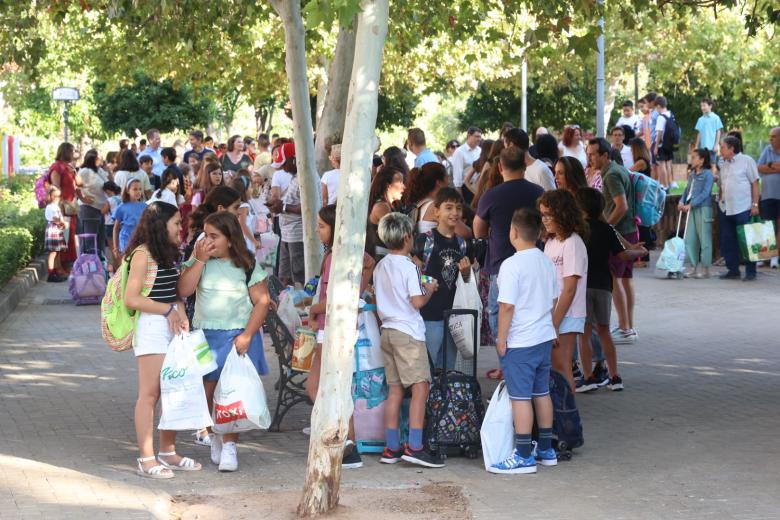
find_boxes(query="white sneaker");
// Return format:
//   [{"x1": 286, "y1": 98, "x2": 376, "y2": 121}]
[
  {"x1": 210, "y1": 433, "x2": 223, "y2": 465},
  {"x1": 193, "y1": 429, "x2": 212, "y2": 447},
  {"x1": 219, "y1": 441, "x2": 238, "y2": 472}
]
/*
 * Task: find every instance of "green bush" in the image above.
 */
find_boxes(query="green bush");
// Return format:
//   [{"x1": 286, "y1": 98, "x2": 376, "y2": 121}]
[
  {"x1": 0, "y1": 175, "x2": 46, "y2": 287},
  {"x1": 0, "y1": 227, "x2": 34, "y2": 286}
]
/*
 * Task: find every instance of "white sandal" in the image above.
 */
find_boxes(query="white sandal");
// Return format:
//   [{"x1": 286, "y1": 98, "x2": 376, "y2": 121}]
[
  {"x1": 158, "y1": 451, "x2": 202, "y2": 471},
  {"x1": 136, "y1": 456, "x2": 174, "y2": 479}
]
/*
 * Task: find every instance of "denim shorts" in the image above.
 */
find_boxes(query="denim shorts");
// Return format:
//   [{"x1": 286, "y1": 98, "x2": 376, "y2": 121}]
[
  {"x1": 559, "y1": 316, "x2": 585, "y2": 335},
  {"x1": 500, "y1": 341, "x2": 553, "y2": 401}
]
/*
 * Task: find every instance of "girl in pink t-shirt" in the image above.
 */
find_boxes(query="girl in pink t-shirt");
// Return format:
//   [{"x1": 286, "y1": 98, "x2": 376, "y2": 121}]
[{"x1": 539, "y1": 190, "x2": 589, "y2": 392}]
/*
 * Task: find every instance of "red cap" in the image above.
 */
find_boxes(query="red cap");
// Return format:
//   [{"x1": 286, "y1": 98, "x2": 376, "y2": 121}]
[{"x1": 271, "y1": 142, "x2": 295, "y2": 168}]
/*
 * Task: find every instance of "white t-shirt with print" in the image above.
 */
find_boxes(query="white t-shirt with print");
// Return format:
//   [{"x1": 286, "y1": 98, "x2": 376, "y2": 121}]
[
  {"x1": 544, "y1": 233, "x2": 588, "y2": 319},
  {"x1": 321, "y1": 168, "x2": 341, "y2": 205},
  {"x1": 373, "y1": 253, "x2": 426, "y2": 341}
]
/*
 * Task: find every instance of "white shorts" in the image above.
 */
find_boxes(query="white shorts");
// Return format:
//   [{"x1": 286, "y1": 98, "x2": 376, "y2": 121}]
[{"x1": 133, "y1": 312, "x2": 173, "y2": 357}]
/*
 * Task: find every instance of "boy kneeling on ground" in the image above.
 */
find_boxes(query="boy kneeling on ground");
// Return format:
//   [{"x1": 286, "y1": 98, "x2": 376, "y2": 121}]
[{"x1": 490, "y1": 208, "x2": 559, "y2": 474}]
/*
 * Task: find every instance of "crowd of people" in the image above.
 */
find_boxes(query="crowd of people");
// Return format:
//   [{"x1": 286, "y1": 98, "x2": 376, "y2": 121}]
[{"x1": 40, "y1": 90, "x2": 779, "y2": 478}]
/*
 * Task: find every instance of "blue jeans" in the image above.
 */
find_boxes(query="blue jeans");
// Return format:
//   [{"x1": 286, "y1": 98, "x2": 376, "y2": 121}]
[
  {"x1": 488, "y1": 274, "x2": 499, "y2": 341},
  {"x1": 719, "y1": 209, "x2": 756, "y2": 276},
  {"x1": 424, "y1": 320, "x2": 457, "y2": 371}
]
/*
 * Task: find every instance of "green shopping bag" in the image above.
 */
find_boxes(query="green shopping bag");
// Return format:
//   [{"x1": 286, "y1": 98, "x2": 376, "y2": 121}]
[{"x1": 737, "y1": 217, "x2": 778, "y2": 262}]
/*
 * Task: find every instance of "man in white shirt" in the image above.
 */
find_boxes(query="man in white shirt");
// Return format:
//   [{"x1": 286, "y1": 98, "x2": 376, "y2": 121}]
[
  {"x1": 449, "y1": 127, "x2": 482, "y2": 191},
  {"x1": 615, "y1": 100, "x2": 641, "y2": 135},
  {"x1": 610, "y1": 126, "x2": 634, "y2": 169},
  {"x1": 503, "y1": 128, "x2": 555, "y2": 190},
  {"x1": 718, "y1": 135, "x2": 760, "y2": 281},
  {"x1": 137, "y1": 128, "x2": 164, "y2": 178}
]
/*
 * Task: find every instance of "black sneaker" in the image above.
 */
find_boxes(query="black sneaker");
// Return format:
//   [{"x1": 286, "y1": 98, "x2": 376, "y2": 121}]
[
  {"x1": 719, "y1": 272, "x2": 740, "y2": 280},
  {"x1": 607, "y1": 375, "x2": 624, "y2": 391},
  {"x1": 379, "y1": 446, "x2": 404, "y2": 464},
  {"x1": 401, "y1": 446, "x2": 445, "y2": 468},
  {"x1": 572, "y1": 361, "x2": 584, "y2": 383},
  {"x1": 742, "y1": 274, "x2": 757, "y2": 282},
  {"x1": 342, "y1": 443, "x2": 363, "y2": 469},
  {"x1": 592, "y1": 363, "x2": 610, "y2": 387},
  {"x1": 575, "y1": 376, "x2": 600, "y2": 393},
  {"x1": 47, "y1": 273, "x2": 66, "y2": 283}
]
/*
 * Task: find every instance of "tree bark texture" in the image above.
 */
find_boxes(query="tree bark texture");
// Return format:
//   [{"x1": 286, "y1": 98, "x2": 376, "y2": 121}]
[
  {"x1": 297, "y1": 0, "x2": 389, "y2": 516},
  {"x1": 269, "y1": 0, "x2": 322, "y2": 280}
]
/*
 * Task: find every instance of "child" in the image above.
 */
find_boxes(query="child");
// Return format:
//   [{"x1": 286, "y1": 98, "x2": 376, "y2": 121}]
[
  {"x1": 178, "y1": 212, "x2": 271, "y2": 472},
  {"x1": 139, "y1": 155, "x2": 160, "y2": 191},
  {"x1": 678, "y1": 149, "x2": 715, "y2": 278},
  {"x1": 101, "y1": 181, "x2": 122, "y2": 269},
  {"x1": 123, "y1": 202, "x2": 195, "y2": 479},
  {"x1": 44, "y1": 186, "x2": 68, "y2": 282},
  {"x1": 148, "y1": 167, "x2": 184, "y2": 208},
  {"x1": 374, "y1": 212, "x2": 443, "y2": 468},
  {"x1": 306, "y1": 204, "x2": 376, "y2": 469},
  {"x1": 539, "y1": 189, "x2": 589, "y2": 392},
  {"x1": 112, "y1": 179, "x2": 147, "y2": 258},
  {"x1": 575, "y1": 188, "x2": 647, "y2": 393},
  {"x1": 489, "y1": 207, "x2": 558, "y2": 474},
  {"x1": 229, "y1": 176, "x2": 260, "y2": 252},
  {"x1": 413, "y1": 188, "x2": 472, "y2": 370},
  {"x1": 191, "y1": 163, "x2": 224, "y2": 208}
]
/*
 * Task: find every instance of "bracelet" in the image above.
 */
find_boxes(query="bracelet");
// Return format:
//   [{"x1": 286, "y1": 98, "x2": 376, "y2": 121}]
[
  {"x1": 193, "y1": 256, "x2": 206, "y2": 264},
  {"x1": 163, "y1": 304, "x2": 175, "y2": 317}
]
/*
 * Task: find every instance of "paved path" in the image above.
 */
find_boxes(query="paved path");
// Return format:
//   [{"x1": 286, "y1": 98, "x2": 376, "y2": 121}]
[{"x1": 1, "y1": 261, "x2": 779, "y2": 519}]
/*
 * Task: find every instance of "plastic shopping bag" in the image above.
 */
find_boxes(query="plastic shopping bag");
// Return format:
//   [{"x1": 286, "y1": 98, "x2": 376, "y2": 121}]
[
  {"x1": 212, "y1": 346, "x2": 272, "y2": 433},
  {"x1": 158, "y1": 334, "x2": 213, "y2": 431},
  {"x1": 448, "y1": 271, "x2": 482, "y2": 359},
  {"x1": 355, "y1": 302, "x2": 384, "y2": 371},
  {"x1": 738, "y1": 217, "x2": 778, "y2": 262},
  {"x1": 277, "y1": 289, "x2": 302, "y2": 336},
  {"x1": 481, "y1": 381, "x2": 514, "y2": 471},
  {"x1": 170, "y1": 330, "x2": 218, "y2": 376}
]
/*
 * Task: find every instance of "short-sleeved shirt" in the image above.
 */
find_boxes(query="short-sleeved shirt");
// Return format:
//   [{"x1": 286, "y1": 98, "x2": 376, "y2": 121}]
[
  {"x1": 695, "y1": 113, "x2": 724, "y2": 151},
  {"x1": 616, "y1": 114, "x2": 641, "y2": 134},
  {"x1": 113, "y1": 201, "x2": 147, "y2": 252},
  {"x1": 758, "y1": 145, "x2": 780, "y2": 201},
  {"x1": 320, "y1": 168, "x2": 341, "y2": 204},
  {"x1": 476, "y1": 179, "x2": 544, "y2": 275},
  {"x1": 221, "y1": 153, "x2": 252, "y2": 174},
  {"x1": 601, "y1": 161, "x2": 637, "y2": 235},
  {"x1": 414, "y1": 229, "x2": 470, "y2": 322},
  {"x1": 497, "y1": 248, "x2": 558, "y2": 349},
  {"x1": 373, "y1": 254, "x2": 425, "y2": 341},
  {"x1": 45, "y1": 203, "x2": 63, "y2": 223},
  {"x1": 525, "y1": 159, "x2": 556, "y2": 191},
  {"x1": 280, "y1": 175, "x2": 303, "y2": 242},
  {"x1": 721, "y1": 153, "x2": 759, "y2": 215},
  {"x1": 414, "y1": 148, "x2": 439, "y2": 168},
  {"x1": 76, "y1": 167, "x2": 109, "y2": 210},
  {"x1": 544, "y1": 233, "x2": 588, "y2": 319},
  {"x1": 271, "y1": 169, "x2": 293, "y2": 197},
  {"x1": 104, "y1": 195, "x2": 121, "y2": 225},
  {"x1": 584, "y1": 219, "x2": 625, "y2": 291},
  {"x1": 182, "y1": 147, "x2": 213, "y2": 166},
  {"x1": 183, "y1": 257, "x2": 268, "y2": 330}
]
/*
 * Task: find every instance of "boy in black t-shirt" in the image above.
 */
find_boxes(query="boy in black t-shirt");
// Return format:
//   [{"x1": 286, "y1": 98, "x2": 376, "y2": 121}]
[
  {"x1": 413, "y1": 188, "x2": 472, "y2": 370},
  {"x1": 575, "y1": 188, "x2": 646, "y2": 392}
]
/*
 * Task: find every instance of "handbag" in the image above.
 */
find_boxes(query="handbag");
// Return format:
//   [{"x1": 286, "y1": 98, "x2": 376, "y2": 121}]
[{"x1": 737, "y1": 217, "x2": 778, "y2": 262}]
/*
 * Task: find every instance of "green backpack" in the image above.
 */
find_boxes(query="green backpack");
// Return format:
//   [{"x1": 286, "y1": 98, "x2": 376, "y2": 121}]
[{"x1": 100, "y1": 246, "x2": 157, "y2": 352}]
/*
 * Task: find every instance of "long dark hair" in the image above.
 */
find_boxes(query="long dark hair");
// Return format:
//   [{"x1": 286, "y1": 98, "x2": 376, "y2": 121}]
[
  {"x1": 154, "y1": 167, "x2": 180, "y2": 199},
  {"x1": 319, "y1": 204, "x2": 337, "y2": 249},
  {"x1": 118, "y1": 149, "x2": 139, "y2": 172},
  {"x1": 55, "y1": 142, "x2": 74, "y2": 163},
  {"x1": 188, "y1": 185, "x2": 240, "y2": 236},
  {"x1": 80, "y1": 149, "x2": 100, "y2": 172},
  {"x1": 125, "y1": 202, "x2": 180, "y2": 268},
  {"x1": 203, "y1": 212, "x2": 254, "y2": 272},
  {"x1": 194, "y1": 162, "x2": 223, "y2": 194},
  {"x1": 368, "y1": 166, "x2": 403, "y2": 212},
  {"x1": 472, "y1": 139, "x2": 494, "y2": 174},
  {"x1": 405, "y1": 162, "x2": 446, "y2": 205},
  {"x1": 382, "y1": 146, "x2": 409, "y2": 178},
  {"x1": 557, "y1": 157, "x2": 588, "y2": 193},
  {"x1": 535, "y1": 134, "x2": 560, "y2": 166},
  {"x1": 538, "y1": 189, "x2": 589, "y2": 241}
]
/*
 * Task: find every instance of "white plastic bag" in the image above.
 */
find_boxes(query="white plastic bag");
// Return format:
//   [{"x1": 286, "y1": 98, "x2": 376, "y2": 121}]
[
  {"x1": 355, "y1": 301, "x2": 384, "y2": 371},
  {"x1": 448, "y1": 271, "x2": 482, "y2": 359},
  {"x1": 212, "y1": 346, "x2": 272, "y2": 433},
  {"x1": 277, "y1": 289, "x2": 302, "y2": 337},
  {"x1": 158, "y1": 335, "x2": 213, "y2": 431},
  {"x1": 172, "y1": 330, "x2": 218, "y2": 376},
  {"x1": 481, "y1": 381, "x2": 514, "y2": 471}
]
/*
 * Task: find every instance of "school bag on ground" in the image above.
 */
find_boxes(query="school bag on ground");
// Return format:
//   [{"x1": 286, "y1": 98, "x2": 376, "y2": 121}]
[
  {"x1": 158, "y1": 333, "x2": 213, "y2": 431},
  {"x1": 630, "y1": 173, "x2": 666, "y2": 227},
  {"x1": 547, "y1": 369, "x2": 584, "y2": 456},
  {"x1": 656, "y1": 211, "x2": 688, "y2": 279},
  {"x1": 100, "y1": 245, "x2": 157, "y2": 352},
  {"x1": 425, "y1": 309, "x2": 484, "y2": 459},
  {"x1": 69, "y1": 233, "x2": 106, "y2": 306}
]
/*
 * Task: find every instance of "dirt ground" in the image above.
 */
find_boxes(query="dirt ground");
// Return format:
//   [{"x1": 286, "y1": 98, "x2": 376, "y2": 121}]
[{"x1": 171, "y1": 483, "x2": 472, "y2": 519}]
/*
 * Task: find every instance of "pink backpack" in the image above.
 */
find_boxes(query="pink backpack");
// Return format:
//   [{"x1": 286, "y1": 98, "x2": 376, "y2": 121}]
[
  {"x1": 35, "y1": 169, "x2": 51, "y2": 208},
  {"x1": 69, "y1": 234, "x2": 107, "y2": 305}
]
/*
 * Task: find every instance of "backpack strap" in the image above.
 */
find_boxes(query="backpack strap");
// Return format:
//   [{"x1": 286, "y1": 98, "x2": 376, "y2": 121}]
[{"x1": 421, "y1": 231, "x2": 435, "y2": 274}]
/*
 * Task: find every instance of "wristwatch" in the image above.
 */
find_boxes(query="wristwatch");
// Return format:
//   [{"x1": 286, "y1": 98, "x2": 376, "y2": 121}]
[{"x1": 752, "y1": 203, "x2": 759, "y2": 208}]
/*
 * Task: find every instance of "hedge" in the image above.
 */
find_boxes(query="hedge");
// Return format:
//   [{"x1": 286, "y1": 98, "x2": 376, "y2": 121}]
[
  {"x1": 0, "y1": 175, "x2": 46, "y2": 287},
  {"x1": 0, "y1": 227, "x2": 34, "y2": 287}
]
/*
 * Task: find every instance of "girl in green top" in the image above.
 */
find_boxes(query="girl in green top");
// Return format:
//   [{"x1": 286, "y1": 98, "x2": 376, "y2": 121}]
[{"x1": 178, "y1": 212, "x2": 271, "y2": 472}]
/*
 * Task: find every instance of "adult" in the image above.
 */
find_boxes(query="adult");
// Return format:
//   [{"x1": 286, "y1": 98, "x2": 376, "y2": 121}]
[
  {"x1": 104, "y1": 151, "x2": 120, "y2": 178},
  {"x1": 534, "y1": 134, "x2": 560, "y2": 170},
  {"x1": 718, "y1": 135, "x2": 760, "y2": 281},
  {"x1": 76, "y1": 149, "x2": 110, "y2": 256},
  {"x1": 628, "y1": 137, "x2": 652, "y2": 176},
  {"x1": 554, "y1": 157, "x2": 588, "y2": 195},
  {"x1": 450, "y1": 127, "x2": 483, "y2": 192},
  {"x1": 694, "y1": 98, "x2": 724, "y2": 166},
  {"x1": 504, "y1": 128, "x2": 555, "y2": 191},
  {"x1": 404, "y1": 162, "x2": 471, "y2": 238},
  {"x1": 609, "y1": 126, "x2": 634, "y2": 169},
  {"x1": 320, "y1": 144, "x2": 341, "y2": 205},
  {"x1": 654, "y1": 96, "x2": 677, "y2": 189},
  {"x1": 367, "y1": 166, "x2": 406, "y2": 259},
  {"x1": 114, "y1": 149, "x2": 153, "y2": 200},
  {"x1": 471, "y1": 140, "x2": 504, "y2": 210},
  {"x1": 244, "y1": 137, "x2": 257, "y2": 163},
  {"x1": 381, "y1": 146, "x2": 410, "y2": 179},
  {"x1": 138, "y1": 128, "x2": 164, "y2": 177},
  {"x1": 183, "y1": 130, "x2": 208, "y2": 165},
  {"x1": 221, "y1": 135, "x2": 252, "y2": 176},
  {"x1": 474, "y1": 146, "x2": 544, "y2": 337},
  {"x1": 119, "y1": 139, "x2": 130, "y2": 154},
  {"x1": 443, "y1": 139, "x2": 459, "y2": 185},
  {"x1": 161, "y1": 147, "x2": 185, "y2": 197},
  {"x1": 644, "y1": 92, "x2": 660, "y2": 180},
  {"x1": 407, "y1": 128, "x2": 439, "y2": 168},
  {"x1": 586, "y1": 138, "x2": 638, "y2": 344},
  {"x1": 463, "y1": 139, "x2": 494, "y2": 199},
  {"x1": 48, "y1": 143, "x2": 81, "y2": 266},
  {"x1": 253, "y1": 133, "x2": 272, "y2": 171},
  {"x1": 558, "y1": 125, "x2": 588, "y2": 168},
  {"x1": 615, "y1": 100, "x2": 641, "y2": 135},
  {"x1": 757, "y1": 127, "x2": 780, "y2": 269}
]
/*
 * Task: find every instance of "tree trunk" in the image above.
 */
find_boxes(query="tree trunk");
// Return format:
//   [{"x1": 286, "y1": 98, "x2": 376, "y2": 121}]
[
  {"x1": 270, "y1": 0, "x2": 323, "y2": 280},
  {"x1": 315, "y1": 56, "x2": 329, "y2": 127},
  {"x1": 313, "y1": 20, "x2": 357, "y2": 175},
  {"x1": 297, "y1": 0, "x2": 389, "y2": 517}
]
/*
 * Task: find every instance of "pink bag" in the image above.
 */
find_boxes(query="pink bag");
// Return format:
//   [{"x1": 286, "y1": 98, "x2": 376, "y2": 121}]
[
  {"x1": 353, "y1": 399, "x2": 386, "y2": 443},
  {"x1": 69, "y1": 234, "x2": 107, "y2": 306},
  {"x1": 254, "y1": 215, "x2": 269, "y2": 234}
]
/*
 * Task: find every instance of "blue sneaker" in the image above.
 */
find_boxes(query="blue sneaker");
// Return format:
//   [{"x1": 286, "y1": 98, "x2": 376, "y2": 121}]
[
  {"x1": 532, "y1": 443, "x2": 558, "y2": 467},
  {"x1": 488, "y1": 450, "x2": 537, "y2": 474}
]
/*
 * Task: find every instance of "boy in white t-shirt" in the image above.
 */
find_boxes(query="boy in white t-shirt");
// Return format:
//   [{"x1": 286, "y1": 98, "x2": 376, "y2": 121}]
[
  {"x1": 489, "y1": 207, "x2": 559, "y2": 475},
  {"x1": 373, "y1": 212, "x2": 444, "y2": 469}
]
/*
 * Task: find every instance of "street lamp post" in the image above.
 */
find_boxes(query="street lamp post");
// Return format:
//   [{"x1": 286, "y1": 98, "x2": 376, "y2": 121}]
[{"x1": 52, "y1": 87, "x2": 80, "y2": 143}]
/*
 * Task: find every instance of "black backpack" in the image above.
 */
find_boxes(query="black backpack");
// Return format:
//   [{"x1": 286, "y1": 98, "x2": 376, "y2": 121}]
[{"x1": 659, "y1": 113, "x2": 681, "y2": 152}]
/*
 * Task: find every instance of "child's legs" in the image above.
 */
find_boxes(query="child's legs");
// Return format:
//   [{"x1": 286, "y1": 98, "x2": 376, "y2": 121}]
[
  {"x1": 305, "y1": 344, "x2": 322, "y2": 402},
  {"x1": 699, "y1": 205, "x2": 713, "y2": 267},
  {"x1": 532, "y1": 395, "x2": 553, "y2": 430},
  {"x1": 580, "y1": 323, "x2": 594, "y2": 379},
  {"x1": 487, "y1": 275, "x2": 499, "y2": 340},
  {"x1": 135, "y1": 354, "x2": 164, "y2": 460},
  {"x1": 611, "y1": 274, "x2": 628, "y2": 330},
  {"x1": 408, "y1": 381, "x2": 430, "y2": 430},
  {"x1": 384, "y1": 384, "x2": 403, "y2": 429},
  {"x1": 423, "y1": 321, "x2": 444, "y2": 371},
  {"x1": 617, "y1": 277, "x2": 635, "y2": 330},
  {"x1": 685, "y1": 209, "x2": 702, "y2": 267},
  {"x1": 596, "y1": 324, "x2": 619, "y2": 377},
  {"x1": 552, "y1": 333, "x2": 577, "y2": 392},
  {"x1": 510, "y1": 400, "x2": 534, "y2": 435},
  {"x1": 47, "y1": 251, "x2": 57, "y2": 271}
]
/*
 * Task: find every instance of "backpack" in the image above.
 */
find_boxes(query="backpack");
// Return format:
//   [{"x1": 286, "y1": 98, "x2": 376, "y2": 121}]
[
  {"x1": 35, "y1": 169, "x2": 52, "y2": 209},
  {"x1": 69, "y1": 234, "x2": 107, "y2": 306},
  {"x1": 630, "y1": 172, "x2": 666, "y2": 227},
  {"x1": 548, "y1": 370, "x2": 584, "y2": 452},
  {"x1": 420, "y1": 230, "x2": 468, "y2": 274},
  {"x1": 100, "y1": 246, "x2": 157, "y2": 352},
  {"x1": 659, "y1": 113, "x2": 681, "y2": 152}
]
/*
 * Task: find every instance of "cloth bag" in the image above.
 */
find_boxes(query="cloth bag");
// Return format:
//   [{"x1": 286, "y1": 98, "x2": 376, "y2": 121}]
[
  {"x1": 480, "y1": 381, "x2": 514, "y2": 471},
  {"x1": 448, "y1": 271, "x2": 482, "y2": 359},
  {"x1": 171, "y1": 330, "x2": 218, "y2": 376},
  {"x1": 158, "y1": 334, "x2": 213, "y2": 431},
  {"x1": 212, "y1": 346, "x2": 272, "y2": 433},
  {"x1": 738, "y1": 217, "x2": 778, "y2": 262}
]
